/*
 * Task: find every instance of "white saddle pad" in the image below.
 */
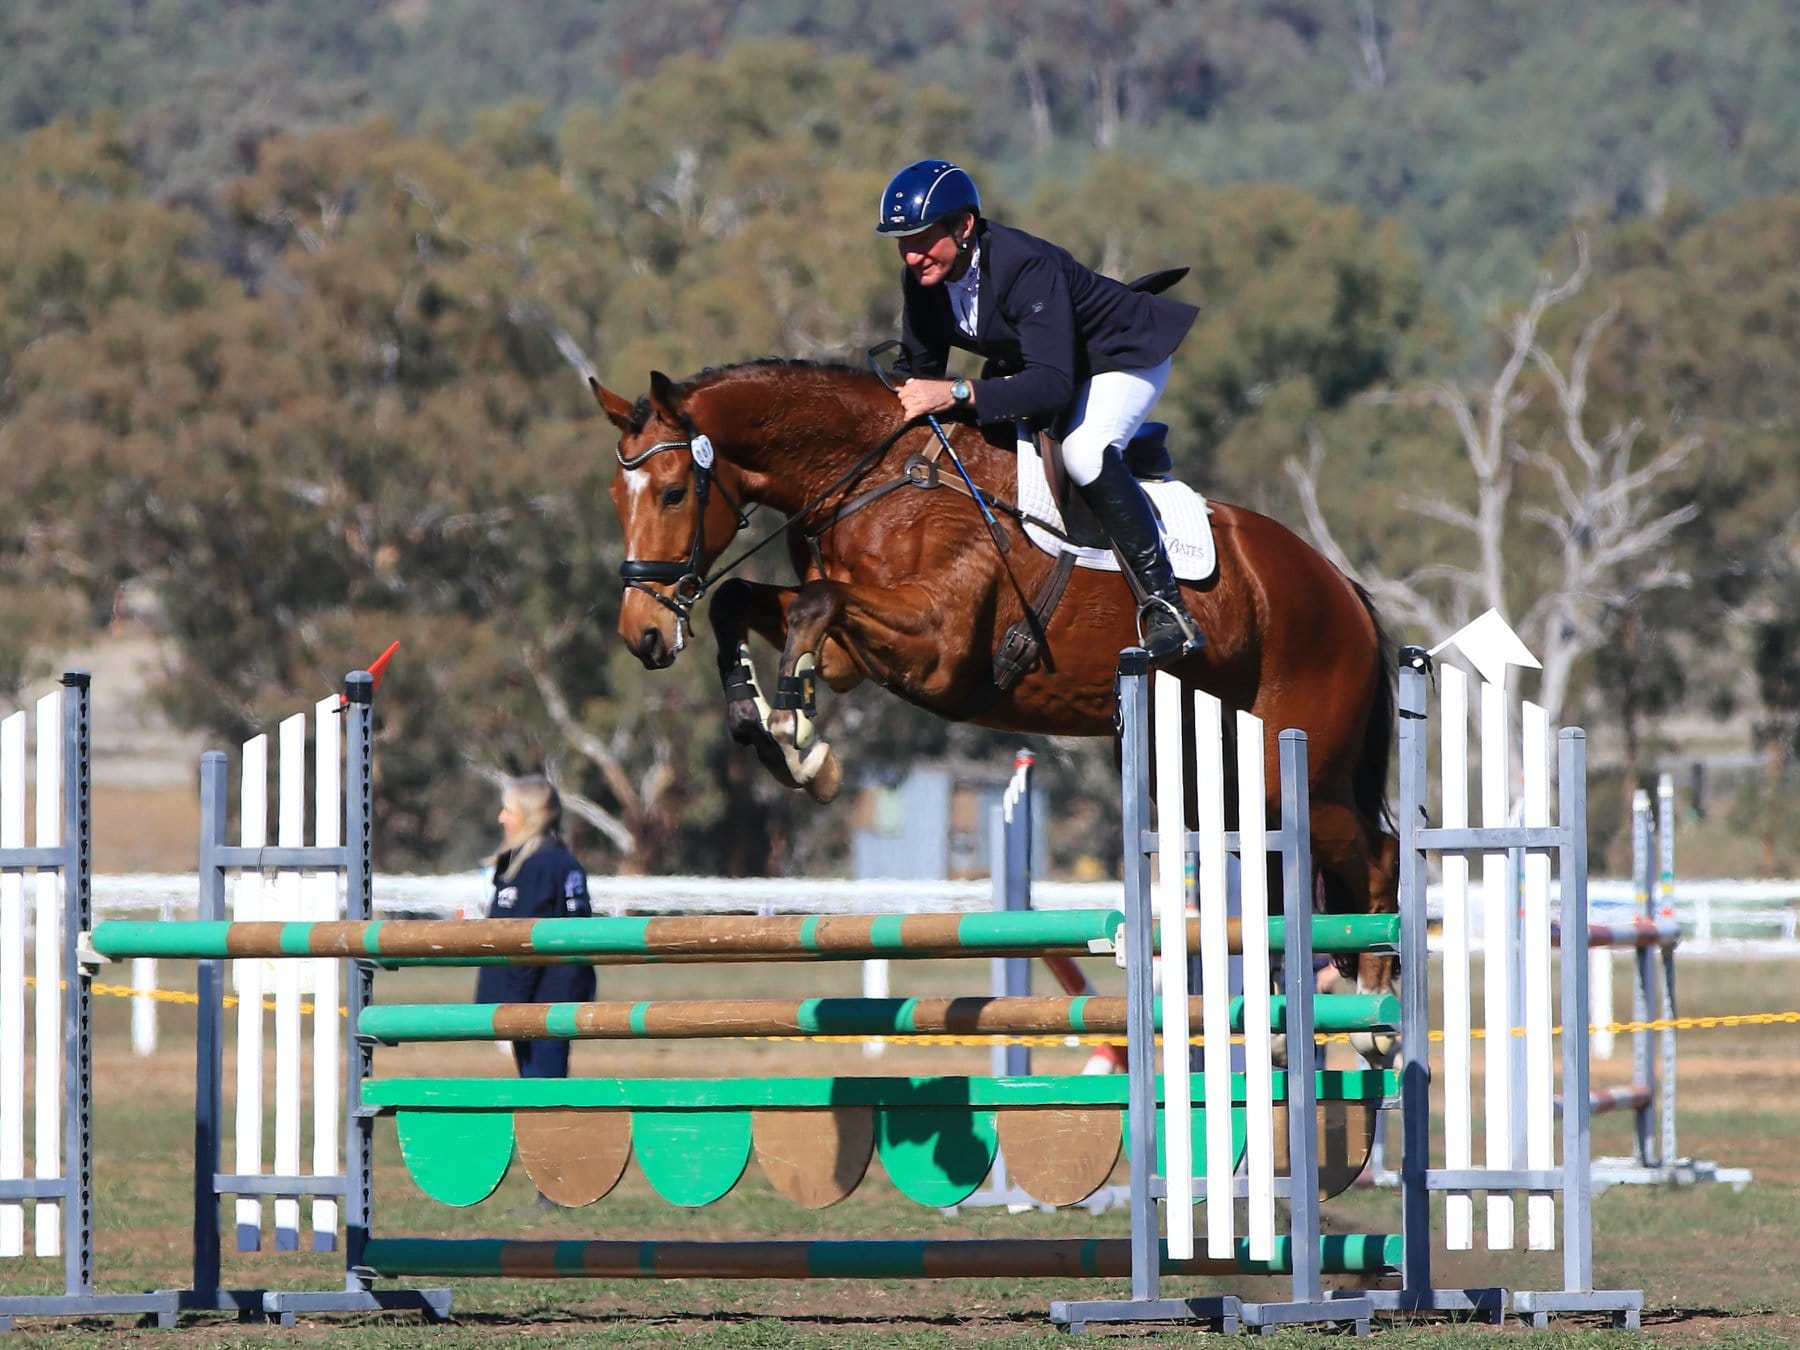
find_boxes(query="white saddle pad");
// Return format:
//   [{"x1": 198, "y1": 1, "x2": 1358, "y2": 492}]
[{"x1": 1013, "y1": 435, "x2": 1218, "y2": 582}]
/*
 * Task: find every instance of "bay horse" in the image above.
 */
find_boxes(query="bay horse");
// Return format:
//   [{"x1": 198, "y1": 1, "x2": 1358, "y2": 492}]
[{"x1": 592, "y1": 359, "x2": 1398, "y2": 1018}]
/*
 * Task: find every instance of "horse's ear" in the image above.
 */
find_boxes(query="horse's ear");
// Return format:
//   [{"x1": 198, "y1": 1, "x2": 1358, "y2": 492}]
[
  {"x1": 589, "y1": 377, "x2": 635, "y2": 431},
  {"x1": 648, "y1": 370, "x2": 684, "y2": 425}
]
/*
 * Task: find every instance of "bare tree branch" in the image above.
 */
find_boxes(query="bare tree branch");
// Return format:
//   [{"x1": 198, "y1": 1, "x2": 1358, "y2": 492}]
[{"x1": 1290, "y1": 230, "x2": 1697, "y2": 733}]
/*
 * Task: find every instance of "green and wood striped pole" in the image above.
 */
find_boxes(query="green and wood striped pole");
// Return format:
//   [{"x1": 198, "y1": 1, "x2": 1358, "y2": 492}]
[
  {"x1": 360, "y1": 1234, "x2": 1404, "y2": 1280},
  {"x1": 89, "y1": 910, "x2": 1397, "y2": 964},
  {"x1": 357, "y1": 992, "x2": 1401, "y2": 1043}
]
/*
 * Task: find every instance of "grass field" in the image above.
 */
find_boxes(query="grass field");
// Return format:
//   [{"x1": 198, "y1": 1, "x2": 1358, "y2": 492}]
[{"x1": 0, "y1": 950, "x2": 1794, "y2": 1347}]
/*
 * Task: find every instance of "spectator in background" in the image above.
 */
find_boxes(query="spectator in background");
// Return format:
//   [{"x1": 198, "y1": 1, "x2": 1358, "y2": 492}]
[{"x1": 475, "y1": 775, "x2": 595, "y2": 1080}]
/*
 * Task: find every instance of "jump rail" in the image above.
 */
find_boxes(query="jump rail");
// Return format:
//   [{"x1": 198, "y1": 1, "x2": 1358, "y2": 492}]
[{"x1": 84, "y1": 654, "x2": 1403, "y2": 1334}]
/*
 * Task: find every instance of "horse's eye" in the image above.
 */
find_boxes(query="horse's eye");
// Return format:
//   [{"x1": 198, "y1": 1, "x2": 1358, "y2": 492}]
[{"x1": 660, "y1": 484, "x2": 687, "y2": 508}]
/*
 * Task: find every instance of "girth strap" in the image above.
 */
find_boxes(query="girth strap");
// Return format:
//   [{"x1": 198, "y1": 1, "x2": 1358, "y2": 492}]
[{"x1": 992, "y1": 550, "x2": 1076, "y2": 693}]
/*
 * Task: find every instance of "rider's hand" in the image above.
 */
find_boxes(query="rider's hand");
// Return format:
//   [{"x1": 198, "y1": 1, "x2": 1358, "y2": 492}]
[{"x1": 895, "y1": 378, "x2": 957, "y2": 421}]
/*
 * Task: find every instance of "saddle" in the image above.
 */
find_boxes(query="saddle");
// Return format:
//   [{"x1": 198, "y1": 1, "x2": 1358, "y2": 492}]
[
  {"x1": 1035, "y1": 422, "x2": 1174, "y2": 551},
  {"x1": 978, "y1": 263, "x2": 1187, "y2": 551}
]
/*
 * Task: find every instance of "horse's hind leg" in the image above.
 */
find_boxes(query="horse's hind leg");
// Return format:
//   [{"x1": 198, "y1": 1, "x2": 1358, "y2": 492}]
[{"x1": 1310, "y1": 799, "x2": 1400, "y2": 1066}]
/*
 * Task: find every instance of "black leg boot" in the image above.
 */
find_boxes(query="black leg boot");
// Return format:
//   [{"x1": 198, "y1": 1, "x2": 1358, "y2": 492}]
[{"x1": 1074, "y1": 448, "x2": 1205, "y2": 664}]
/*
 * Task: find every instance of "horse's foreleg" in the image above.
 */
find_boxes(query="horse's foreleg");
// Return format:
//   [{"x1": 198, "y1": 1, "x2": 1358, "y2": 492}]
[
  {"x1": 708, "y1": 579, "x2": 811, "y2": 791},
  {"x1": 766, "y1": 578, "x2": 956, "y2": 805},
  {"x1": 752, "y1": 581, "x2": 842, "y2": 803}
]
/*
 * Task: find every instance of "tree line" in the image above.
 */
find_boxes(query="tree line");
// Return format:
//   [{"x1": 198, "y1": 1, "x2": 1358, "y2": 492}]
[{"x1": 2, "y1": 30, "x2": 1797, "y2": 873}]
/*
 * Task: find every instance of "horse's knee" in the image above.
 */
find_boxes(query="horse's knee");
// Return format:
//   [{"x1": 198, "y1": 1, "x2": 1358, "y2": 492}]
[{"x1": 784, "y1": 583, "x2": 839, "y2": 636}]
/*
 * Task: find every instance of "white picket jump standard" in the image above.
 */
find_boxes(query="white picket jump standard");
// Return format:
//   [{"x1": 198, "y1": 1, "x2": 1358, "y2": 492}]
[
  {"x1": 130, "y1": 957, "x2": 157, "y2": 1056},
  {"x1": 273, "y1": 714, "x2": 306, "y2": 1250},
  {"x1": 1522, "y1": 700, "x2": 1556, "y2": 1249},
  {"x1": 232, "y1": 734, "x2": 268, "y2": 1249},
  {"x1": 1, "y1": 706, "x2": 27, "y2": 1258},
  {"x1": 1191, "y1": 688, "x2": 1234, "y2": 1261},
  {"x1": 1054, "y1": 651, "x2": 1357, "y2": 1335},
  {"x1": 33, "y1": 691, "x2": 64, "y2": 1257},
  {"x1": 1234, "y1": 709, "x2": 1276, "y2": 1263},
  {"x1": 1149, "y1": 678, "x2": 1278, "y2": 1264},
  {"x1": 1150, "y1": 674, "x2": 1195, "y2": 1259},
  {"x1": 1439, "y1": 666, "x2": 1473, "y2": 1250},
  {"x1": 309, "y1": 695, "x2": 342, "y2": 1251},
  {"x1": 1479, "y1": 675, "x2": 1513, "y2": 1248}
]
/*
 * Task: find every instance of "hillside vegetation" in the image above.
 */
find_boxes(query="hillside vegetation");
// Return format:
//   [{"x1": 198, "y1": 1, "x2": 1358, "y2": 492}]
[{"x1": 3, "y1": 3, "x2": 1798, "y2": 875}]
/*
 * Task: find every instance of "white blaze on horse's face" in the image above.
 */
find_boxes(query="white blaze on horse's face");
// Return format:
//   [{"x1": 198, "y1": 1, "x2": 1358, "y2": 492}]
[{"x1": 610, "y1": 434, "x2": 697, "y2": 671}]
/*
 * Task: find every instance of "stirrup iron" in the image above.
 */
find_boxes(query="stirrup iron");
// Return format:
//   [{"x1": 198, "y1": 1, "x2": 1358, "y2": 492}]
[{"x1": 1136, "y1": 594, "x2": 1203, "y2": 663}]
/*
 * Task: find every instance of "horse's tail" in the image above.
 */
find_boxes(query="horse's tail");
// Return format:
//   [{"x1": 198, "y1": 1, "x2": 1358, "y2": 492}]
[{"x1": 1351, "y1": 580, "x2": 1398, "y2": 836}]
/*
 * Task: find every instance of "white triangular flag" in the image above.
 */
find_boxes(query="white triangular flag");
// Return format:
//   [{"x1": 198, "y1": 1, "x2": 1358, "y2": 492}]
[{"x1": 1429, "y1": 608, "x2": 1541, "y2": 688}]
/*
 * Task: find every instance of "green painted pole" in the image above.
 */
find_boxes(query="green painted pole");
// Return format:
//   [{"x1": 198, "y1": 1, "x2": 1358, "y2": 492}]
[
  {"x1": 359, "y1": 1233, "x2": 1404, "y2": 1280},
  {"x1": 356, "y1": 992, "x2": 1400, "y2": 1043},
  {"x1": 88, "y1": 909, "x2": 1127, "y2": 963},
  {"x1": 90, "y1": 910, "x2": 1398, "y2": 964}
]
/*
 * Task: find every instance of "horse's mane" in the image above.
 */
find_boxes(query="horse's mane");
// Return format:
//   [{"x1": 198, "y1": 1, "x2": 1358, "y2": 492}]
[{"x1": 629, "y1": 358, "x2": 883, "y2": 435}]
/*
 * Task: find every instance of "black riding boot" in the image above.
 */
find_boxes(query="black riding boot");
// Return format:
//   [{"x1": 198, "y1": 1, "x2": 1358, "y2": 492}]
[{"x1": 1075, "y1": 448, "x2": 1205, "y2": 664}]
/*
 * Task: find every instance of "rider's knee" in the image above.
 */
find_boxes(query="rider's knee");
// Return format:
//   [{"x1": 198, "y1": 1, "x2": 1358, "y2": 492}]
[{"x1": 1058, "y1": 426, "x2": 1116, "y2": 486}]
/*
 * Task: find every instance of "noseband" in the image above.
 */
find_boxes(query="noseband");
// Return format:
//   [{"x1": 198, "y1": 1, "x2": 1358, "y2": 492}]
[{"x1": 616, "y1": 431, "x2": 753, "y2": 648}]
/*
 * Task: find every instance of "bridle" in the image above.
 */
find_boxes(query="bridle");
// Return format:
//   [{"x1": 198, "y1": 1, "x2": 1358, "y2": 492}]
[
  {"x1": 615, "y1": 429, "x2": 752, "y2": 652},
  {"x1": 614, "y1": 418, "x2": 920, "y2": 652}
]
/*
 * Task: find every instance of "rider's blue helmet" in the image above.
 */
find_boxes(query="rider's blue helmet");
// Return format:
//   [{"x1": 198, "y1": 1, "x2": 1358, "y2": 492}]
[{"x1": 875, "y1": 159, "x2": 981, "y2": 237}]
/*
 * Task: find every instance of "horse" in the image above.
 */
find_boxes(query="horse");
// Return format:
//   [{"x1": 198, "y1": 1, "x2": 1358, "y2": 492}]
[{"x1": 592, "y1": 358, "x2": 1399, "y2": 1013}]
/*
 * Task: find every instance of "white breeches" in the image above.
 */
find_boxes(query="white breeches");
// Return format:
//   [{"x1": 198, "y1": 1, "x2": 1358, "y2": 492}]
[{"x1": 1060, "y1": 359, "x2": 1172, "y2": 486}]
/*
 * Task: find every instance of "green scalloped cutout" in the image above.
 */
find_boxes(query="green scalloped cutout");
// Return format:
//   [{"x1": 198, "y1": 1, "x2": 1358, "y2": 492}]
[
  {"x1": 394, "y1": 1109, "x2": 514, "y2": 1206},
  {"x1": 633, "y1": 1109, "x2": 752, "y2": 1206},
  {"x1": 876, "y1": 1106, "x2": 998, "y2": 1207}
]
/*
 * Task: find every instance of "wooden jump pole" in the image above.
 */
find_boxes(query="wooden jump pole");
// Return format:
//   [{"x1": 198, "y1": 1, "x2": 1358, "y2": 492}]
[
  {"x1": 88, "y1": 911, "x2": 1399, "y2": 964},
  {"x1": 360, "y1": 1234, "x2": 1406, "y2": 1281},
  {"x1": 357, "y1": 992, "x2": 1402, "y2": 1043},
  {"x1": 90, "y1": 910, "x2": 1123, "y2": 963}
]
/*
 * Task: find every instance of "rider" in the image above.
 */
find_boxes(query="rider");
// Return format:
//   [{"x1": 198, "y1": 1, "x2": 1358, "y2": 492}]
[{"x1": 878, "y1": 158, "x2": 1204, "y2": 664}]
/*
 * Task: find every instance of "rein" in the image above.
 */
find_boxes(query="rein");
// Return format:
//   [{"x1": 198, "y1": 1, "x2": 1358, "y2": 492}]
[
  {"x1": 618, "y1": 411, "x2": 1087, "y2": 690},
  {"x1": 615, "y1": 420, "x2": 916, "y2": 645}
]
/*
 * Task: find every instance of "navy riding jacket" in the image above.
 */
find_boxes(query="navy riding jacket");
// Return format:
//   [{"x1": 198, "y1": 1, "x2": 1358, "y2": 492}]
[
  {"x1": 473, "y1": 838, "x2": 597, "y2": 1010},
  {"x1": 893, "y1": 219, "x2": 1199, "y2": 428}
]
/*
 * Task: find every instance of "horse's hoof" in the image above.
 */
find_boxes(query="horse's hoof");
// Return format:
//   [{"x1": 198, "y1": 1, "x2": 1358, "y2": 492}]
[
  {"x1": 748, "y1": 735, "x2": 803, "y2": 790},
  {"x1": 1350, "y1": 1030, "x2": 1400, "y2": 1068},
  {"x1": 803, "y1": 747, "x2": 842, "y2": 804}
]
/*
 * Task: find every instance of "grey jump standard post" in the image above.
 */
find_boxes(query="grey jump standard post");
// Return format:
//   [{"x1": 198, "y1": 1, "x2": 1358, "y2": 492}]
[
  {"x1": 183, "y1": 671, "x2": 450, "y2": 1325},
  {"x1": 0, "y1": 674, "x2": 178, "y2": 1329},
  {"x1": 1387, "y1": 645, "x2": 1641, "y2": 1328}
]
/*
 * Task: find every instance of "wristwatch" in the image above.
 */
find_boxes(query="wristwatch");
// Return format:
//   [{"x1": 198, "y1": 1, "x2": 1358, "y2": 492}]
[{"x1": 950, "y1": 378, "x2": 972, "y2": 404}]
